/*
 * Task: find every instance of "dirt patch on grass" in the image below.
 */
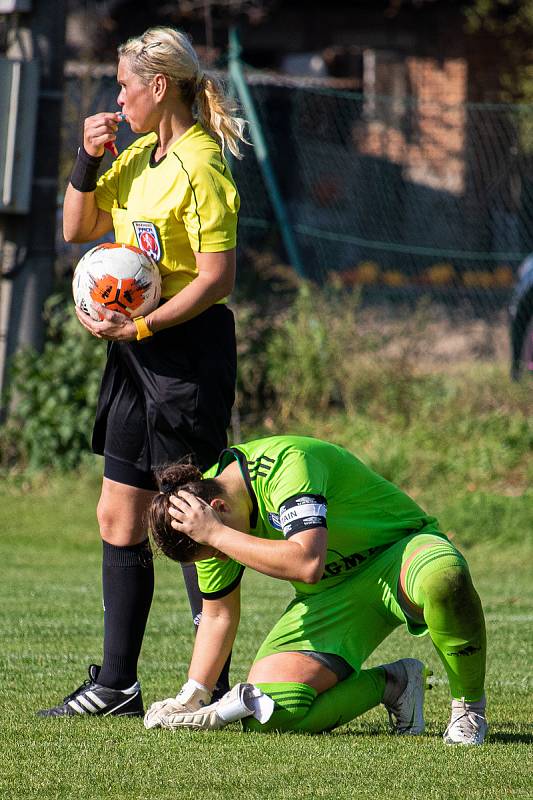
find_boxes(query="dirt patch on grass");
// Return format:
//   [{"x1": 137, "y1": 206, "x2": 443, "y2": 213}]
[{"x1": 356, "y1": 307, "x2": 510, "y2": 369}]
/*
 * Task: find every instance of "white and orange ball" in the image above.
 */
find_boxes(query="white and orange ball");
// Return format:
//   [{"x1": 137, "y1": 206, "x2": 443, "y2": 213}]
[{"x1": 72, "y1": 243, "x2": 161, "y2": 320}]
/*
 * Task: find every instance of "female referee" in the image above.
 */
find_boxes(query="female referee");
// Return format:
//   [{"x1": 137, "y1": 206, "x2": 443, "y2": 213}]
[
  {"x1": 38, "y1": 27, "x2": 245, "y2": 718},
  {"x1": 146, "y1": 435, "x2": 488, "y2": 745}
]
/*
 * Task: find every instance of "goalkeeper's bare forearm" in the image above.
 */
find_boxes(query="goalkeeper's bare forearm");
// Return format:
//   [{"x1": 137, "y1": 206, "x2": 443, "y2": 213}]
[{"x1": 188, "y1": 586, "x2": 241, "y2": 691}]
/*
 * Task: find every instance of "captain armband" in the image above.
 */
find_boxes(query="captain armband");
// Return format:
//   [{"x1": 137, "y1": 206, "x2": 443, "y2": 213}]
[{"x1": 279, "y1": 494, "x2": 328, "y2": 538}]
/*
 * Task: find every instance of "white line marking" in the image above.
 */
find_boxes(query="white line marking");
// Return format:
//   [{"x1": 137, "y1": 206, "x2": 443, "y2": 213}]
[{"x1": 429, "y1": 677, "x2": 532, "y2": 689}]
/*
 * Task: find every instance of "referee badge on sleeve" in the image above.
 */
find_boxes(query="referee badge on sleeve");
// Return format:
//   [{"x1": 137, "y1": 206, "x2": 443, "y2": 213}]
[{"x1": 133, "y1": 221, "x2": 162, "y2": 262}]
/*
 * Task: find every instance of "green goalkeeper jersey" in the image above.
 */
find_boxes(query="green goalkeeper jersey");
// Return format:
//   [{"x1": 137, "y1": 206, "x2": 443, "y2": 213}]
[{"x1": 196, "y1": 435, "x2": 443, "y2": 598}]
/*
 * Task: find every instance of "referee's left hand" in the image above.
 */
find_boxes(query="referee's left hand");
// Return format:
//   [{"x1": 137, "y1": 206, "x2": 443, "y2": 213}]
[{"x1": 75, "y1": 303, "x2": 137, "y2": 341}]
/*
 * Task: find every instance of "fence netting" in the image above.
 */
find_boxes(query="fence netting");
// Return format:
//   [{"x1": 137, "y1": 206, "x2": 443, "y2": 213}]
[{"x1": 62, "y1": 68, "x2": 533, "y2": 314}]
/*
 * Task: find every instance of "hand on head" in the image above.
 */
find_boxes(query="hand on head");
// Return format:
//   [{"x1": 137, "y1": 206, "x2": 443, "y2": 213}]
[{"x1": 168, "y1": 490, "x2": 223, "y2": 545}]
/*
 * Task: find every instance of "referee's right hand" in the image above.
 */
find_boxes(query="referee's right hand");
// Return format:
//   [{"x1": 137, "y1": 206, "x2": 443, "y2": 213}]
[{"x1": 83, "y1": 112, "x2": 122, "y2": 158}]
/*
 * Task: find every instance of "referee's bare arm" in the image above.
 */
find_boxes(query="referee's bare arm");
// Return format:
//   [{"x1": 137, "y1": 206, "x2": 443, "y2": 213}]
[
  {"x1": 63, "y1": 184, "x2": 113, "y2": 243},
  {"x1": 145, "y1": 248, "x2": 236, "y2": 331}
]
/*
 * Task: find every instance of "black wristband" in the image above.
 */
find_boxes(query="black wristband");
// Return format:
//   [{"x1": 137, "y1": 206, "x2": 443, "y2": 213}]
[{"x1": 70, "y1": 145, "x2": 104, "y2": 192}]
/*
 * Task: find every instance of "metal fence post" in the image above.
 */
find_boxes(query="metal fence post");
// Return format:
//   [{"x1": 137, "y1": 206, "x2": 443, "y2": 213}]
[
  {"x1": 228, "y1": 27, "x2": 305, "y2": 277},
  {"x1": 0, "y1": 2, "x2": 66, "y2": 418}
]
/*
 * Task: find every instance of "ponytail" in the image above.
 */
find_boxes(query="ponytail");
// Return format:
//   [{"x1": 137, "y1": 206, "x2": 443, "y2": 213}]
[
  {"x1": 148, "y1": 462, "x2": 223, "y2": 562},
  {"x1": 196, "y1": 72, "x2": 248, "y2": 159}
]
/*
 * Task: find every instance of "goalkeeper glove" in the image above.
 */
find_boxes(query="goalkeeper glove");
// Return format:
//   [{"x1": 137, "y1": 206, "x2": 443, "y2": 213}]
[
  {"x1": 144, "y1": 679, "x2": 212, "y2": 729},
  {"x1": 144, "y1": 682, "x2": 274, "y2": 731}
]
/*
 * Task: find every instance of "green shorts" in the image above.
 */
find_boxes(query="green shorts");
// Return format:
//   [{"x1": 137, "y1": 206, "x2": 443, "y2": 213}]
[{"x1": 253, "y1": 532, "x2": 467, "y2": 674}]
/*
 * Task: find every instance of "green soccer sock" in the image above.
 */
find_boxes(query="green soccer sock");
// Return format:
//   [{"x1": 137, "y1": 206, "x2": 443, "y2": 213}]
[
  {"x1": 422, "y1": 566, "x2": 486, "y2": 701},
  {"x1": 242, "y1": 682, "x2": 317, "y2": 732},
  {"x1": 243, "y1": 668, "x2": 385, "y2": 734},
  {"x1": 404, "y1": 547, "x2": 486, "y2": 702}
]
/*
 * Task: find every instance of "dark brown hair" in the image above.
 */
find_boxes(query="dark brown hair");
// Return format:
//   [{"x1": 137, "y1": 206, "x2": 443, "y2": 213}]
[{"x1": 149, "y1": 462, "x2": 224, "y2": 562}]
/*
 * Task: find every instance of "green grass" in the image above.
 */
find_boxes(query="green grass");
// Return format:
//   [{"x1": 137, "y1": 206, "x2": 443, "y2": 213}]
[{"x1": 1, "y1": 441, "x2": 532, "y2": 799}]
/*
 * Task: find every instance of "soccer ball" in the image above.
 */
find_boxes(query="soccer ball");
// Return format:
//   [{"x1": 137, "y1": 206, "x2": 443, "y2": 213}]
[{"x1": 72, "y1": 243, "x2": 161, "y2": 320}]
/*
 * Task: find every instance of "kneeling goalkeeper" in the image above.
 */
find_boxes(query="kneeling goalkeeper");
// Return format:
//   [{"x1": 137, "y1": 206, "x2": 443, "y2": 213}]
[{"x1": 148, "y1": 435, "x2": 488, "y2": 744}]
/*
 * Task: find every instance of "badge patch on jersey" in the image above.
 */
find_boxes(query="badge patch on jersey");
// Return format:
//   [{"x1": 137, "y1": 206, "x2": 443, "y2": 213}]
[
  {"x1": 133, "y1": 221, "x2": 162, "y2": 262},
  {"x1": 278, "y1": 494, "x2": 327, "y2": 538},
  {"x1": 268, "y1": 512, "x2": 282, "y2": 531}
]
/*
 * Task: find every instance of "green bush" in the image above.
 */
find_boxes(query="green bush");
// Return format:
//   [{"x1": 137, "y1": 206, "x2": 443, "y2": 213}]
[
  {"x1": 1, "y1": 283, "x2": 530, "y2": 499},
  {"x1": 264, "y1": 284, "x2": 340, "y2": 421},
  {"x1": 238, "y1": 283, "x2": 446, "y2": 428},
  {"x1": 1, "y1": 295, "x2": 106, "y2": 470},
  {"x1": 234, "y1": 301, "x2": 276, "y2": 419}
]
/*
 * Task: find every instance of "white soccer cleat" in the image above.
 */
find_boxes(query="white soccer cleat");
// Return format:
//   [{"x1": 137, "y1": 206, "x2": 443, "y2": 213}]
[
  {"x1": 382, "y1": 658, "x2": 432, "y2": 735},
  {"x1": 443, "y1": 698, "x2": 488, "y2": 745},
  {"x1": 144, "y1": 680, "x2": 212, "y2": 730},
  {"x1": 144, "y1": 682, "x2": 274, "y2": 731}
]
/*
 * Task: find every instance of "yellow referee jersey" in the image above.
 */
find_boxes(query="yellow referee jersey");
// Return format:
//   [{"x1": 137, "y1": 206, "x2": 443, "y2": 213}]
[{"x1": 94, "y1": 122, "x2": 240, "y2": 299}]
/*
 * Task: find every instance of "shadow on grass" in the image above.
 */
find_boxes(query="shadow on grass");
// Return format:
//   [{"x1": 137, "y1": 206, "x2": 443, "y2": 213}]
[
  {"x1": 488, "y1": 731, "x2": 533, "y2": 744},
  {"x1": 310, "y1": 727, "x2": 533, "y2": 745}
]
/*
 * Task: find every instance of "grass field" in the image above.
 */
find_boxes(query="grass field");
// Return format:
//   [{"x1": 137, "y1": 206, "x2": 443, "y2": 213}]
[{"x1": 2, "y1": 443, "x2": 532, "y2": 798}]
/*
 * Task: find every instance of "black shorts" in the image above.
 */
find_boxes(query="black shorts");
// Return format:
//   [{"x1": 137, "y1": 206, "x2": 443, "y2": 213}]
[{"x1": 92, "y1": 304, "x2": 236, "y2": 490}]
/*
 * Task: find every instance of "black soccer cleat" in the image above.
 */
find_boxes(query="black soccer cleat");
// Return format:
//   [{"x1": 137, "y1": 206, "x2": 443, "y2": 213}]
[{"x1": 37, "y1": 664, "x2": 144, "y2": 718}]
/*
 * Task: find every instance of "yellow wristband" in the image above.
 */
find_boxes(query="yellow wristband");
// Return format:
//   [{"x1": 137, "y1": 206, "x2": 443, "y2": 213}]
[{"x1": 133, "y1": 316, "x2": 153, "y2": 341}]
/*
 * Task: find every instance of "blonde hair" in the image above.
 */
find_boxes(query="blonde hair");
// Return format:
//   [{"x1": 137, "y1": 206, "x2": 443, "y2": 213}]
[{"x1": 118, "y1": 26, "x2": 247, "y2": 159}]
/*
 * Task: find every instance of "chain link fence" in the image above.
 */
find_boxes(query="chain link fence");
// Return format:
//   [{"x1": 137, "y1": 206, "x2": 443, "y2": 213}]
[
  {"x1": 232, "y1": 72, "x2": 533, "y2": 314},
  {"x1": 62, "y1": 67, "x2": 533, "y2": 315}
]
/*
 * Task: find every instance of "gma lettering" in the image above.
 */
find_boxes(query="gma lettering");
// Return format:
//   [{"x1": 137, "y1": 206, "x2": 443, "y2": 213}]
[{"x1": 322, "y1": 546, "x2": 383, "y2": 580}]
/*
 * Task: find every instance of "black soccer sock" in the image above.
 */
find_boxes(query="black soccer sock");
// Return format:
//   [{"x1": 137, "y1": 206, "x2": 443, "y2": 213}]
[
  {"x1": 181, "y1": 562, "x2": 204, "y2": 626},
  {"x1": 98, "y1": 539, "x2": 154, "y2": 690},
  {"x1": 181, "y1": 562, "x2": 232, "y2": 700},
  {"x1": 212, "y1": 653, "x2": 232, "y2": 702}
]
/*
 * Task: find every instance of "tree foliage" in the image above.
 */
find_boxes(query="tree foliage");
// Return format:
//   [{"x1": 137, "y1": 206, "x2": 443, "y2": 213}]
[{"x1": 462, "y1": 0, "x2": 533, "y2": 101}]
